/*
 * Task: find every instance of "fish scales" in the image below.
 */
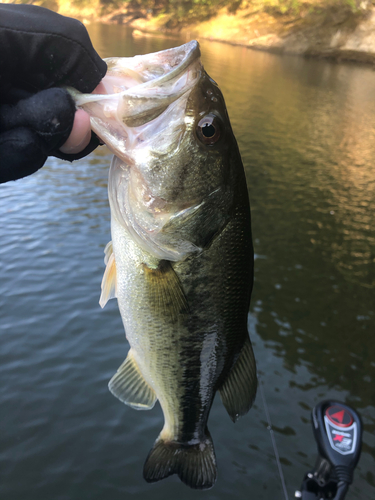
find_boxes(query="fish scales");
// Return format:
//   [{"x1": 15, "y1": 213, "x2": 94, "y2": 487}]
[{"x1": 71, "y1": 40, "x2": 257, "y2": 490}]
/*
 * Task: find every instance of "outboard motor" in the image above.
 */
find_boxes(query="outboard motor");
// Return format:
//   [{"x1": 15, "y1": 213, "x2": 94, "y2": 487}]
[{"x1": 295, "y1": 400, "x2": 362, "y2": 500}]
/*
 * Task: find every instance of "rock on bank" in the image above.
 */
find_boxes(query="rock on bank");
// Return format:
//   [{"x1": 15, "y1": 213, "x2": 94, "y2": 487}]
[{"x1": 128, "y1": 4, "x2": 375, "y2": 65}]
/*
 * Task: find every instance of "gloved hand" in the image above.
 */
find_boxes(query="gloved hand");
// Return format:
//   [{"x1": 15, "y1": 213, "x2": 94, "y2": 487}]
[{"x1": 0, "y1": 4, "x2": 107, "y2": 183}]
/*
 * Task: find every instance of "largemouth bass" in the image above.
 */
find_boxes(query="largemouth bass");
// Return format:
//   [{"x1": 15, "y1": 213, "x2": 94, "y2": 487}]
[{"x1": 72, "y1": 40, "x2": 256, "y2": 490}]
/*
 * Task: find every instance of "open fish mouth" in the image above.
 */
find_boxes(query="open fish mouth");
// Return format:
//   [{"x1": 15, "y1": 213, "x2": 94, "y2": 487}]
[
  {"x1": 69, "y1": 41, "x2": 206, "y2": 261},
  {"x1": 70, "y1": 41, "x2": 202, "y2": 160}
]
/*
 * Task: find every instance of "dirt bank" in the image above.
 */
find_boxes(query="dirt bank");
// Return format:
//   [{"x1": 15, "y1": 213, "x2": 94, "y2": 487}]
[{"x1": 56, "y1": 0, "x2": 375, "y2": 64}]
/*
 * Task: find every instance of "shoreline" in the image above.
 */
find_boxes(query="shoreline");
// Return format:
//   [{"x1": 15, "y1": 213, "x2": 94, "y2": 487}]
[
  {"x1": 131, "y1": 6, "x2": 375, "y2": 65},
  {"x1": 53, "y1": 1, "x2": 375, "y2": 65}
]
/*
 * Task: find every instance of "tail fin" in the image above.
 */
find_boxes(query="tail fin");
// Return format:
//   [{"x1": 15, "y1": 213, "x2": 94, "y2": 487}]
[{"x1": 143, "y1": 430, "x2": 217, "y2": 490}]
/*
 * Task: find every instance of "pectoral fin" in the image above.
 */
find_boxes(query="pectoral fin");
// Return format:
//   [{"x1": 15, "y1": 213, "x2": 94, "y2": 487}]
[
  {"x1": 219, "y1": 335, "x2": 257, "y2": 422},
  {"x1": 143, "y1": 260, "x2": 189, "y2": 320},
  {"x1": 99, "y1": 242, "x2": 117, "y2": 308},
  {"x1": 109, "y1": 350, "x2": 157, "y2": 410}
]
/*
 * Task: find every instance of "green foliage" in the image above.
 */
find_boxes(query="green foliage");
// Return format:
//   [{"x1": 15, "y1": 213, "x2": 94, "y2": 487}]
[
  {"x1": 341, "y1": 0, "x2": 362, "y2": 12},
  {"x1": 258, "y1": 0, "x2": 302, "y2": 15},
  {"x1": 46, "y1": 0, "x2": 372, "y2": 23},
  {"x1": 157, "y1": 0, "x2": 227, "y2": 25},
  {"x1": 252, "y1": 0, "x2": 370, "y2": 15}
]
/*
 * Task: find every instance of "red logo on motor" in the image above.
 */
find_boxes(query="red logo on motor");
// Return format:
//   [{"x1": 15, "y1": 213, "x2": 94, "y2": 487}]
[
  {"x1": 333, "y1": 434, "x2": 344, "y2": 442},
  {"x1": 326, "y1": 405, "x2": 354, "y2": 428}
]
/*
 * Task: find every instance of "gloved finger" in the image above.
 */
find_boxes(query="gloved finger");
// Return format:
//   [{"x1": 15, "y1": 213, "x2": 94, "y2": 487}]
[
  {"x1": 59, "y1": 108, "x2": 91, "y2": 155},
  {"x1": 0, "y1": 127, "x2": 47, "y2": 183},
  {"x1": 0, "y1": 4, "x2": 107, "y2": 99},
  {"x1": 0, "y1": 88, "x2": 76, "y2": 153}
]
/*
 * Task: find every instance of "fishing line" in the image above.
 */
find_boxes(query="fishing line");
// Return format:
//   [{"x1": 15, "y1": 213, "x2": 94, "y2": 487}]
[{"x1": 257, "y1": 372, "x2": 289, "y2": 500}]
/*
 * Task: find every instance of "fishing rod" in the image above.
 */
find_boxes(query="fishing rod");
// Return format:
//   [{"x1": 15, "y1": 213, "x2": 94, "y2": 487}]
[{"x1": 259, "y1": 378, "x2": 363, "y2": 500}]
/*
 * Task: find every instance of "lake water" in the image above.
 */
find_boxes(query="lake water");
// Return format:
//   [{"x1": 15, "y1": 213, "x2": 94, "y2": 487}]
[{"x1": 1, "y1": 24, "x2": 374, "y2": 500}]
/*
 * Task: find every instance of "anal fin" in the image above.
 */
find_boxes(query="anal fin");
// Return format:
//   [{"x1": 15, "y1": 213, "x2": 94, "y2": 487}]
[
  {"x1": 108, "y1": 350, "x2": 157, "y2": 410},
  {"x1": 219, "y1": 335, "x2": 257, "y2": 422}
]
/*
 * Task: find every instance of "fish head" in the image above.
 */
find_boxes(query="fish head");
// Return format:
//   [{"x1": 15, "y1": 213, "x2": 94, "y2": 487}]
[
  {"x1": 72, "y1": 41, "x2": 245, "y2": 261},
  {"x1": 72, "y1": 40, "x2": 202, "y2": 166}
]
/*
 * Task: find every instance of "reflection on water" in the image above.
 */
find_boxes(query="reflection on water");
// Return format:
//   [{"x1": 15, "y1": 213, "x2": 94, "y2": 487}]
[{"x1": 0, "y1": 25, "x2": 374, "y2": 500}]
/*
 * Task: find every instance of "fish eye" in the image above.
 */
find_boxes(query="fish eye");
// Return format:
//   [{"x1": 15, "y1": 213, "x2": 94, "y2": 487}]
[{"x1": 196, "y1": 114, "x2": 221, "y2": 145}]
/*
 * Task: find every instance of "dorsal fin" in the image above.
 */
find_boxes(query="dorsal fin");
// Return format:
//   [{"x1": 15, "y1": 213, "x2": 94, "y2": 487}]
[
  {"x1": 99, "y1": 242, "x2": 117, "y2": 308},
  {"x1": 219, "y1": 335, "x2": 257, "y2": 422}
]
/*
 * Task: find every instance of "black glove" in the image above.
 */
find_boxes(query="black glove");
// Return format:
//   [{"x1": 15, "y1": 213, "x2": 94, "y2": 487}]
[{"x1": 0, "y1": 4, "x2": 107, "y2": 183}]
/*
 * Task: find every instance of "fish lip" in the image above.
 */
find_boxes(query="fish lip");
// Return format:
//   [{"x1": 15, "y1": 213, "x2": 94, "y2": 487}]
[{"x1": 138, "y1": 40, "x2": 201, "y2": 90}]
